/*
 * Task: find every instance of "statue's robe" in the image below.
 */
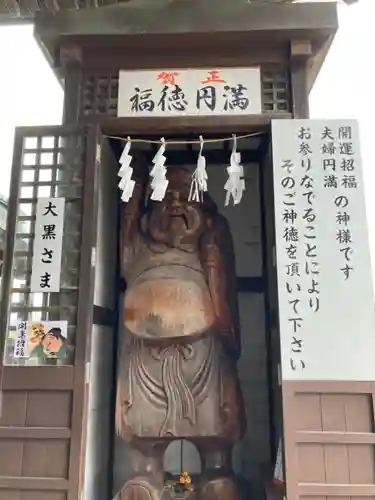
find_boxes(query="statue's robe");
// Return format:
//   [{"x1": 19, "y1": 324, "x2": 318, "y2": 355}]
[{"x1": 116, "y1": 229, "x2": 244, "y2": 442}]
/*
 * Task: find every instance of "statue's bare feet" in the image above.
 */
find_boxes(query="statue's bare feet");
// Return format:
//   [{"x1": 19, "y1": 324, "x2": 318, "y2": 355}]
[
  {"x1": 199, "y1": 476, "x2": 243, "y2": 500},
  {"x1": 115, "y1": 477, "x2": 163, "y2": 500}
]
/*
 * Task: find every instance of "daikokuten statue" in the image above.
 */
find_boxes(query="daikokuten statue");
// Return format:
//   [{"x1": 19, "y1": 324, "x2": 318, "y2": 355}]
[{"x1": 115, "y1": 162, "x2": 246, "y2": 500}]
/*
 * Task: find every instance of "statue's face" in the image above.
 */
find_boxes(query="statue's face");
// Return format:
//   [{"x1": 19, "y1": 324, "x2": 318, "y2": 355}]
[
  {"x1": 163, "y1": 168, "x2": 192, "y2": 230},
  {"x1": 148, "y1": 168, "x2": 205, "y2": 247}
]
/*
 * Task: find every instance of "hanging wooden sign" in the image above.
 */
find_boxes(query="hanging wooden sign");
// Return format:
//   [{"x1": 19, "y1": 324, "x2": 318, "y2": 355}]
[{"x1": 117, "y1": 67, "x2": 262, "y2": 118}]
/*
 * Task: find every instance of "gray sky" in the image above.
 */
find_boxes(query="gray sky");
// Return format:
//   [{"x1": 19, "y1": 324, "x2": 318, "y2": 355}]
[
  {"x1": 0, "y1": 0, "x2": 374, "y2": 262},
  {"x1": 309, "y1": 0, "x2": 375, "y2": 265}
]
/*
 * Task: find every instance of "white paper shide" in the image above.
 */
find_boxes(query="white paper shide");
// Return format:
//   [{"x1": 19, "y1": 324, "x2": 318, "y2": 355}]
[
  {"x1": 224, "y1": 136, "x2": 245, "y2": 206},
  {"x1": 272, "y1": 119, "x2": 375, "y2": 381},
  {"x1": 30, "y1": 197, "x2": 65, "y2": 293},
  {"x1": 150, "y1": 139, "x2": 169, "y2": 202},
  {"x1": 118, "y1": 138, "x2": 135, "y2": 202},
  {"x1": 189, "y1": 136, "x2": 208, "y2": 202}
]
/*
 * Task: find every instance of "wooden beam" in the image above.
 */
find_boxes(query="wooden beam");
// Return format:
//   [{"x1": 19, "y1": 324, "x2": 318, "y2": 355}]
[
  {"x1": 290, "y1": 39, "x2": 312, "y2": 59},
  {"x1": 35, "y1": 1, "x2": 338, "y2": 38},
  {"x1": 296, "y1": 431, "x2": 375, "y2": 444},
  {"x1": 299, "y1": 484, "x2": 375, "y2": 497},
  {"x1": 0, "y1": 477, "x2": 69, "y2": 491},
  {"x1": 290, "y1": 40, "x2": 312, "y2": 119},
  {"x1": 0, "y1": 426, "x2": 71, "y2": 439},
  {"x1": 95, "y1": 114, "x2": 281, "y2": 136},
  {"x1": 291, "y1": 61, "x2": 309, "y2": 119}
]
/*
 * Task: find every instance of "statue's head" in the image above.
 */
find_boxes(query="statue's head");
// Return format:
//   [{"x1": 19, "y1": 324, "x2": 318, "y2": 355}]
[{"x1": 145, "y1": 166, "x2": 216, "y2": 248}]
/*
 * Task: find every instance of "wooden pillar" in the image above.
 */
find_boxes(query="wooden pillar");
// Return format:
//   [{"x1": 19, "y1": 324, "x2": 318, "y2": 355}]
[
  {"x1": 61, "y1": 45, "x2": 82, "y2": 125},
  {"x1": 290, "y1": 40, "x2": 312, "y2": 119}
]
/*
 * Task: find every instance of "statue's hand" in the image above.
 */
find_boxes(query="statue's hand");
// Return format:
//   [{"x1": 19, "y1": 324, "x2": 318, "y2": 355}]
[
  {"x1": 217, "y1": 312, "x2": 240, "y2": 359},
  {"x1": 217, "y1": 312, "x2": 234, "y2": 340}
]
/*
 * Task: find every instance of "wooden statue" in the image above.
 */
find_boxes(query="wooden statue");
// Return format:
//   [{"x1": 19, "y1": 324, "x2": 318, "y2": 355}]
[{"x1": 115, "y1": 162, "x2": 246, "y2": 500}]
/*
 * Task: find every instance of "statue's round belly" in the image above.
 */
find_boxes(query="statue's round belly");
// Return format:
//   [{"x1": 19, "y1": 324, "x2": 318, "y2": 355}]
[{"x1": 123, "y1": 278, "x2": 215, "y2": 339}]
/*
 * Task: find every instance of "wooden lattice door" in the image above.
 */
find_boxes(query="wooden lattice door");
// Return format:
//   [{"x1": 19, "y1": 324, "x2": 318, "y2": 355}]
[{"x1": 0, "y1": 124, "x2": 100, "y2": 500}]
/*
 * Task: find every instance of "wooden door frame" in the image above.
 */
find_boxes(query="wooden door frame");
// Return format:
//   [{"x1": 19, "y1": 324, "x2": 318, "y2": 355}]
[{"x1": 69, "y1": 124, "x2": 101, "y2": 500}]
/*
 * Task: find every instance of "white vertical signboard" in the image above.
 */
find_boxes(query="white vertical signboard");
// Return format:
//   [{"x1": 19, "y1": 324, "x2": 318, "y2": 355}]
[
  {"x1": 30, "y1": 197, "x2": 65, "y2": 293},
  {"x1": 272, "y1": 119, "x2": 375, "y2": 381}
]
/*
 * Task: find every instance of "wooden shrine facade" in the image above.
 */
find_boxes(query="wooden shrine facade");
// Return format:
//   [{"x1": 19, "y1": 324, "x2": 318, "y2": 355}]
[
  {"x1": 32, "y1": 1, "x2": 339, "y2": 125},
  {"x1": 5, "y1": 3, "x2": 374, "y2": 500}
]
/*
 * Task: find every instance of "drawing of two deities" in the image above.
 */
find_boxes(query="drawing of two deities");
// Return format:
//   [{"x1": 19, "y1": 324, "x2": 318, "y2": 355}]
[{"x1": 26, "y1": 320, "x2": 72, "y2": 364}]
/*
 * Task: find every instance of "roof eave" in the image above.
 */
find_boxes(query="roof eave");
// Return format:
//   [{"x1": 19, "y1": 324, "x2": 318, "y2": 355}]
[{"x1": 32, "y1": 1, "x2": 338, "y2": 99}]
